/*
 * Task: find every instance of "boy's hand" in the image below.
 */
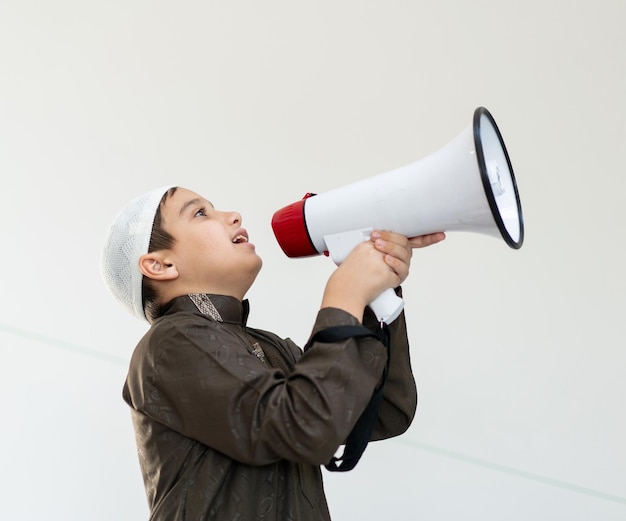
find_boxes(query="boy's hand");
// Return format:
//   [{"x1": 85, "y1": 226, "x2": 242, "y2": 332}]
[
  {"x1": 407, "y1": 231, "x2": 447, "y2": 249},
  {"x1": 371, "y1": 230, "x2": 446, "y2": 285},
  {"x1": 321, "y1": 230, "x2": 445, "y2": 321}
]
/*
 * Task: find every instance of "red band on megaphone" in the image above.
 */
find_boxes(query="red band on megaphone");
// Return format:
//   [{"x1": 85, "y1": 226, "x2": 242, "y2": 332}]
[{"x1": 271, "y1": 195, "x2": 318, "y2": 258}]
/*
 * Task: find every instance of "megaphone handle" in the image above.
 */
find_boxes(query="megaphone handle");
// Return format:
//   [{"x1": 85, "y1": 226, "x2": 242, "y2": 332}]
[
  {"x1": 324, "y1": 230, "x2": 405, "y2": 325},
  {"x1": 369, "y1": 288, "x2": 404, "y2": 325}
]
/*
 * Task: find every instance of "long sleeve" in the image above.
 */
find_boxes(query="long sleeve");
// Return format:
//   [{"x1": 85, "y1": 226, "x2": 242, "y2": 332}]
[{"x1": 124, "y1": 306, "x2": 388, "y2": 468}]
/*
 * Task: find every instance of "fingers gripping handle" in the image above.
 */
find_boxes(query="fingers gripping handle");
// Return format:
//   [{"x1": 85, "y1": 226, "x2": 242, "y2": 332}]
[{"x1": 323, "y1": 229, "x2": 405, "y2": 325}]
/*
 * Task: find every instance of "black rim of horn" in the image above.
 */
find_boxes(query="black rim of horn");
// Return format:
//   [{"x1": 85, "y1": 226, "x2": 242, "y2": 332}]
[{"x1": 473, "y1": 106, "x2": 524, "y2": 249}]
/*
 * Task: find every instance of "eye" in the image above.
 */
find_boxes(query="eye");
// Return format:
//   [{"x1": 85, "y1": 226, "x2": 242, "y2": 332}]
[{"x1": 194, "y1": 206, "x2": 208, "y2": 218}]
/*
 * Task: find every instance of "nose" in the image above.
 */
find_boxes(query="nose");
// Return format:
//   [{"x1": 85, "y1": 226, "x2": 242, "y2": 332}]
[{"x1": 228, "y1": 211, "x2": 242, "y2": 225}]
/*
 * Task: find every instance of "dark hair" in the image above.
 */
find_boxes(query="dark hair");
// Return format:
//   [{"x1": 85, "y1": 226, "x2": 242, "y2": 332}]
[{"x1": 142, "y1": 187, "x2": 178, "y2": 322}]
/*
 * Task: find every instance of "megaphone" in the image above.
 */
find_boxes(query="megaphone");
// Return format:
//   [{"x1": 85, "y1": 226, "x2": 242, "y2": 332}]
[{"x1": 271, "y1": 106, "x2": 524, "y2": 324}]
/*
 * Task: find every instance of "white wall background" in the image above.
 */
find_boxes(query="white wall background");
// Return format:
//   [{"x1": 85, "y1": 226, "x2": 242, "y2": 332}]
[{"x1": 1, "y1": 1, "x2": 625, "y2": 519}]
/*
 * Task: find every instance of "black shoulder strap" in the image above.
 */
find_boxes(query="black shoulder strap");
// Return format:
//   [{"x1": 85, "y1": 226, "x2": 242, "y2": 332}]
[{"x1": 304, "y1": 323, "x2": 390, "y2": 472}]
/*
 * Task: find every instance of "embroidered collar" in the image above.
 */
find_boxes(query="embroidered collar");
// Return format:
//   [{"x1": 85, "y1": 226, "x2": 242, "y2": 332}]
[
  {"x1": 160, "y1": 294, "x2": 250, "y2": 325},
  {"x1": 188, "y1": 294, "x2": 223, "y2": 322}
]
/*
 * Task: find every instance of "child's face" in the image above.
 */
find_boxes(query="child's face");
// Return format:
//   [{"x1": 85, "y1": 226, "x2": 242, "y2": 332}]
[{"x1": 159, "y1": 187, "x2": 263, "y2": 299}]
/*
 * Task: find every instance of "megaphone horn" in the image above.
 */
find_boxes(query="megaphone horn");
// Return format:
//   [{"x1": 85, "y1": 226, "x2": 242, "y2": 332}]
[{"x1": 272, "y1": 107, "x2": 524, "y2": 323}]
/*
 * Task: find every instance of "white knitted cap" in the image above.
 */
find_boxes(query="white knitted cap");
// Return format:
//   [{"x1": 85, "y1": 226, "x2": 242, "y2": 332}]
[{"x1": 101, "y1": 186, "x2": 174, "y2": 320}]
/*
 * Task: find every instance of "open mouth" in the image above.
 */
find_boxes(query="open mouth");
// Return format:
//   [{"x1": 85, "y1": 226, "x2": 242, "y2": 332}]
[{"x1": 232, "y1": 232, "x2": 249, "y2": 244}]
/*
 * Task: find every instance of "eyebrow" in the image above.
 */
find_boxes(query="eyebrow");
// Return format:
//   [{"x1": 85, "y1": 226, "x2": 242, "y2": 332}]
[{"x1": 178, "y1": 197, "x2": 214, "y2": 217}]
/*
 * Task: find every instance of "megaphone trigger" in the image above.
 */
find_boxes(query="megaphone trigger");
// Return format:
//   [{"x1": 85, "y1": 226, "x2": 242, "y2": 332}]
[{"x1": 323, "y1": 229, "x2": 374, "y2": 265}]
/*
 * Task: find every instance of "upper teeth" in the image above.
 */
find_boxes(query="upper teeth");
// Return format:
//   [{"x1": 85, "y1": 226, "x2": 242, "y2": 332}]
[{"x1": 233, "y1": 235, "x2": 248, "y2": 243}]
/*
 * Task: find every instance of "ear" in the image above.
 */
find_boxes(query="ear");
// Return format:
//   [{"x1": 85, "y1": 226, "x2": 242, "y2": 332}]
[{"x1": 138, "y1": 253, "x2": 179, "y2": 281}]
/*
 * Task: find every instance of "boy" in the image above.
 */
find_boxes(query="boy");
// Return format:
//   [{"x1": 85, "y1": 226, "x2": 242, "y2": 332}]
[{"x1": 101, "y1": 185, "x2": 444, "y2": 520}]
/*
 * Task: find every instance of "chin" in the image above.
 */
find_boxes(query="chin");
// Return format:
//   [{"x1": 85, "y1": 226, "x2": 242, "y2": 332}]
[{"x1": 252, "y1": 257, "x2": 263, "y2": 277}]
